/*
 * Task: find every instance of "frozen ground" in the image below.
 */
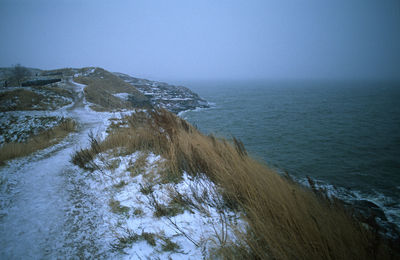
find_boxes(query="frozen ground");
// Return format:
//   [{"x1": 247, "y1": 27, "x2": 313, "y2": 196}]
[
  {"x1": 81, "y1": 150, "x2": 243, "y2": 259},
  {"x1": 0, "y1": 85, "x2": 74, "y2": 112},
  {"x1": 0, "y1": 79, "x2": 134, "y2": 258},
  {"x1": 0, "y1": 79, "x2": 240, "y2": 259},
  {"x1": 0, "y1": 114, "x2": 63, "y2": 144}
]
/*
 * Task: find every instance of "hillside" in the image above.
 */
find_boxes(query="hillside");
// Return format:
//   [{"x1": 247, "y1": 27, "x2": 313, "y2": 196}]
[
  {"x1": 0, "y1": 66, "x2": 398, "y2": 259},
  {"x1": 73, "y1": 68, "x2": 151, "y2": 111},
  {"x1": 0, "y1": 66, "x2": 209, "y2": 113}
]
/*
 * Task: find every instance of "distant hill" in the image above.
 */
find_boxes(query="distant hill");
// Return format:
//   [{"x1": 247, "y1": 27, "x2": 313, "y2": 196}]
[{"x1": 0, "y1": 66, "x2": 209, "y2": 113}]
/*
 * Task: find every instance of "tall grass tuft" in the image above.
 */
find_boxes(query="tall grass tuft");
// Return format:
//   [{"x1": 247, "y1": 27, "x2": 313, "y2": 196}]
[{"x1": 73, "y1": 109, "x2": 397, "y2": 259}]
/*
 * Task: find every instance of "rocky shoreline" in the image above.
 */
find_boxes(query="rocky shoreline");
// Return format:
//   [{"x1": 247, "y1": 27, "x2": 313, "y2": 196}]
[
  {"x1": 114, "y1": 72, "x2": 209, "y2": 114},
  {"x1": 298, "y1": 175, "x2": 400, "y2": 247}
]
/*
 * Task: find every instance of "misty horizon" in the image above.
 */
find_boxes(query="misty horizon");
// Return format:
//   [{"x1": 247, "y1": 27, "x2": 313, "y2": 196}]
[{"x1": 1, "y1": 0, "x2": 399, "y2": 83}]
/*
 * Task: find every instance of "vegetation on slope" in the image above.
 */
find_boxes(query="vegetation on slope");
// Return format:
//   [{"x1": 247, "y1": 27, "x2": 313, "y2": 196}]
[
  {"x1": 72, "y1": 109, "x2": 397, "y2": 259},
  {"x1": 0, "y1": 118, "x2": 76, "y2": 165},
  {"x1": 0, "y1": 86, "x2": 73, "y2": 111},
  {"x1": 73, "y1": 67, "x2": 151, "y2": 111}
]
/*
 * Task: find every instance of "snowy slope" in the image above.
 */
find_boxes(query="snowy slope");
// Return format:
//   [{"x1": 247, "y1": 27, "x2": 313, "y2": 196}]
[
  {"x1": 0, "y1": 76, "x2": 237, "y2": 259},
  {"x1": 0, "y1": 80, "x2": 133, "y2": 258}
]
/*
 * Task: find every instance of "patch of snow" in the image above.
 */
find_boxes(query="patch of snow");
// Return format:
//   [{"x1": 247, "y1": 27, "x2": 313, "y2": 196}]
[
  {"x1": 80, "y1": 150, "x2": 245, "y2": 259},
  {"x1": 112, "y1": 93, "x2": 130, "y2": 101},
  {"x1": 0, "y1": 114, "x2": 64, "y2": 144},
  {"x1": 169, "y1": 97, "x2": 193, "y2": 101}
]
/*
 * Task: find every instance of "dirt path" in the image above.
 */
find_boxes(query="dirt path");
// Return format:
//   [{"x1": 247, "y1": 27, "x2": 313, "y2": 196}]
[{"x1": 0, "y1": 80, "x2": 116, "y2": 258}]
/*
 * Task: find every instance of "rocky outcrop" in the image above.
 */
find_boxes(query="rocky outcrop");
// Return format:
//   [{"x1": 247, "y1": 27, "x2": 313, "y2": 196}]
[
  {"x1": 114, "y1": 72, "x2": 209, "y2": 114},
  {"x1": 349, "y1": 199, "x2": 400, "y2": 241}
]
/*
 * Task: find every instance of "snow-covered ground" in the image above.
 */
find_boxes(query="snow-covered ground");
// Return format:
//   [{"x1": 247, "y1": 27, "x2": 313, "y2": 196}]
[
  {"x1": 80, "y1": 150, "x2": 243, "y2": 259},
  {"x1": 0, "y1": 79, "x2": 240, "y2": 258},
  {"x1": 0, "y1": 80, "x2": 134, "y2": 258},
  {"x1": 112, "y1": 92, "x2": 131, "y2": 101},
  {"x1": 0, "y1": 114, "x2": 63, "y2": 144},
  {"x1": 0, "y1": 85, "x2": 74, "y2": 112}
]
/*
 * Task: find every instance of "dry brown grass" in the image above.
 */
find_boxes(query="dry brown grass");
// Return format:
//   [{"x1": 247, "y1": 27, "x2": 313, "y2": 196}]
[
  {"x1": 0, "y1": 118, "x2": 76, "y2": 164},
  {"x1": 0, "y1": 86, "x2": 73, "y2": 111},
  {"x1": 74, "y1": 68, "x2": 151, "y2": 111},
  {"x1": 38, "y1": 85, "x2": 74, "y2": 100},
  {"x1": 0, "y1": 89, "x2": 44, "y2": 111},
  {"x1": 72, "y1": 109, "x2": 396, "y2": 259}
]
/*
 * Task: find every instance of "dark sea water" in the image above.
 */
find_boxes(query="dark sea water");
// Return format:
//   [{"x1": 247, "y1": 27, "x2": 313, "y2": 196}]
[{"x1": 179, "y1": 80, "x2": 400, "y2": 227}]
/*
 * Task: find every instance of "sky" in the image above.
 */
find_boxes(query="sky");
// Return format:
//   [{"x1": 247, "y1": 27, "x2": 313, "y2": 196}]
[{"x1": 0, "y1": 0, "x2": 399, "y2": 82}]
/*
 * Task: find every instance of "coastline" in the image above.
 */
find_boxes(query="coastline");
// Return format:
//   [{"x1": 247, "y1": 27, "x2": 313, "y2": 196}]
[
  {"x1": 182, "y1": 91, "x2": 400, "y2": 241},
  {"x1": 177, "y1": 101, "x2": 216, "y2": 118},
  {"x1": 73, "y1": 108, "x2": 400, "y2": 258},
  {"x1": 1, "y1": 67, "x2": 399, "y2": 258}
]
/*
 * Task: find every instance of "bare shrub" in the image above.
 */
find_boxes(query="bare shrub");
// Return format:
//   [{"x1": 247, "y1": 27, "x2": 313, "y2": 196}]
[{"x1": 12, "y1": 64, "x2": 31, "y2": 86}]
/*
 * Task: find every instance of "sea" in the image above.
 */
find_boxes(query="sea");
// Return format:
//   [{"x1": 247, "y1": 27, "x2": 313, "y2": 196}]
[{"x1": 179, "y1": 80, "x2": 400, "y2": 229}]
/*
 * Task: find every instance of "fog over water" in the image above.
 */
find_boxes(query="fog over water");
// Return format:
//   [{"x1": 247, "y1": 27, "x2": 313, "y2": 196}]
[{"x1": 0, "y1": 0, "x2": 399, "y2": 82}]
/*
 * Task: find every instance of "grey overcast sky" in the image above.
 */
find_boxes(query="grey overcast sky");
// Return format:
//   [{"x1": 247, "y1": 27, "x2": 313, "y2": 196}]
[{"x1": 0, "y1": 0, "x2": 399, "y2": 81}]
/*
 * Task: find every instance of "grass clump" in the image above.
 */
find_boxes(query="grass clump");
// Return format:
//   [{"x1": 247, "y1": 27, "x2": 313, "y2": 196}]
[
  {"x1": 157, "y1": 161, "x2": 183, "y2": 184},
  {"x1": 127, "y1": 152, "x2": 148, "y2": 177},
  {"x1": 113, "y1": 180, "x2": 128, "y2": 189},
  {"x1": 111, "y1": 229, "x2": 139, "y2": 251},
  {"x1": 111, "y1": 230, "x2": 157, "y2": 251},
  {"x1": 109, "y1": 199, "x2": 130, "y2": 215},
  {"x1": 107, "y1": 158, "x2": 121, "y2": 170},
  {"x1": 132, "y1": 207, "x2": 144, "y2": 217},
  {"x1": 141, "y1": 232, "x2": 156, "y2": 247},
  {"x1": 161, "y1": 237, "x2": 181, "y2": 252},
  {"x1": 0, "y1": 118, "x2": 76, "y2": 164},
  {"x1": 133, "y1": 152, "x2": 148, "y2": 170},
  {"x1": 127, "y1": 166, "x2": 141, "y2": 178},
  {"x1": 152, "y1": 201, "x2": 184, "y2": 218},
  {"x1": 139, "y1": 183, "x2": 154, "y2": 195}
]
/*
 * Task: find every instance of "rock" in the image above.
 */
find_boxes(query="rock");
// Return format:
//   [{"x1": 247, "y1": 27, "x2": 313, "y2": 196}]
[
  {"x1": 352, "y1": 199, "x2": 387, "y2": 221},
  {"x1": 114, "y1": 72, "x2": 209, "y2": 114}
]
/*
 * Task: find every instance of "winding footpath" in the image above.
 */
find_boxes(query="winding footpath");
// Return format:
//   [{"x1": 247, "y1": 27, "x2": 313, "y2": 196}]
[{"x1": 0, "y1": 80, "x2": 118, "y2": 258}]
